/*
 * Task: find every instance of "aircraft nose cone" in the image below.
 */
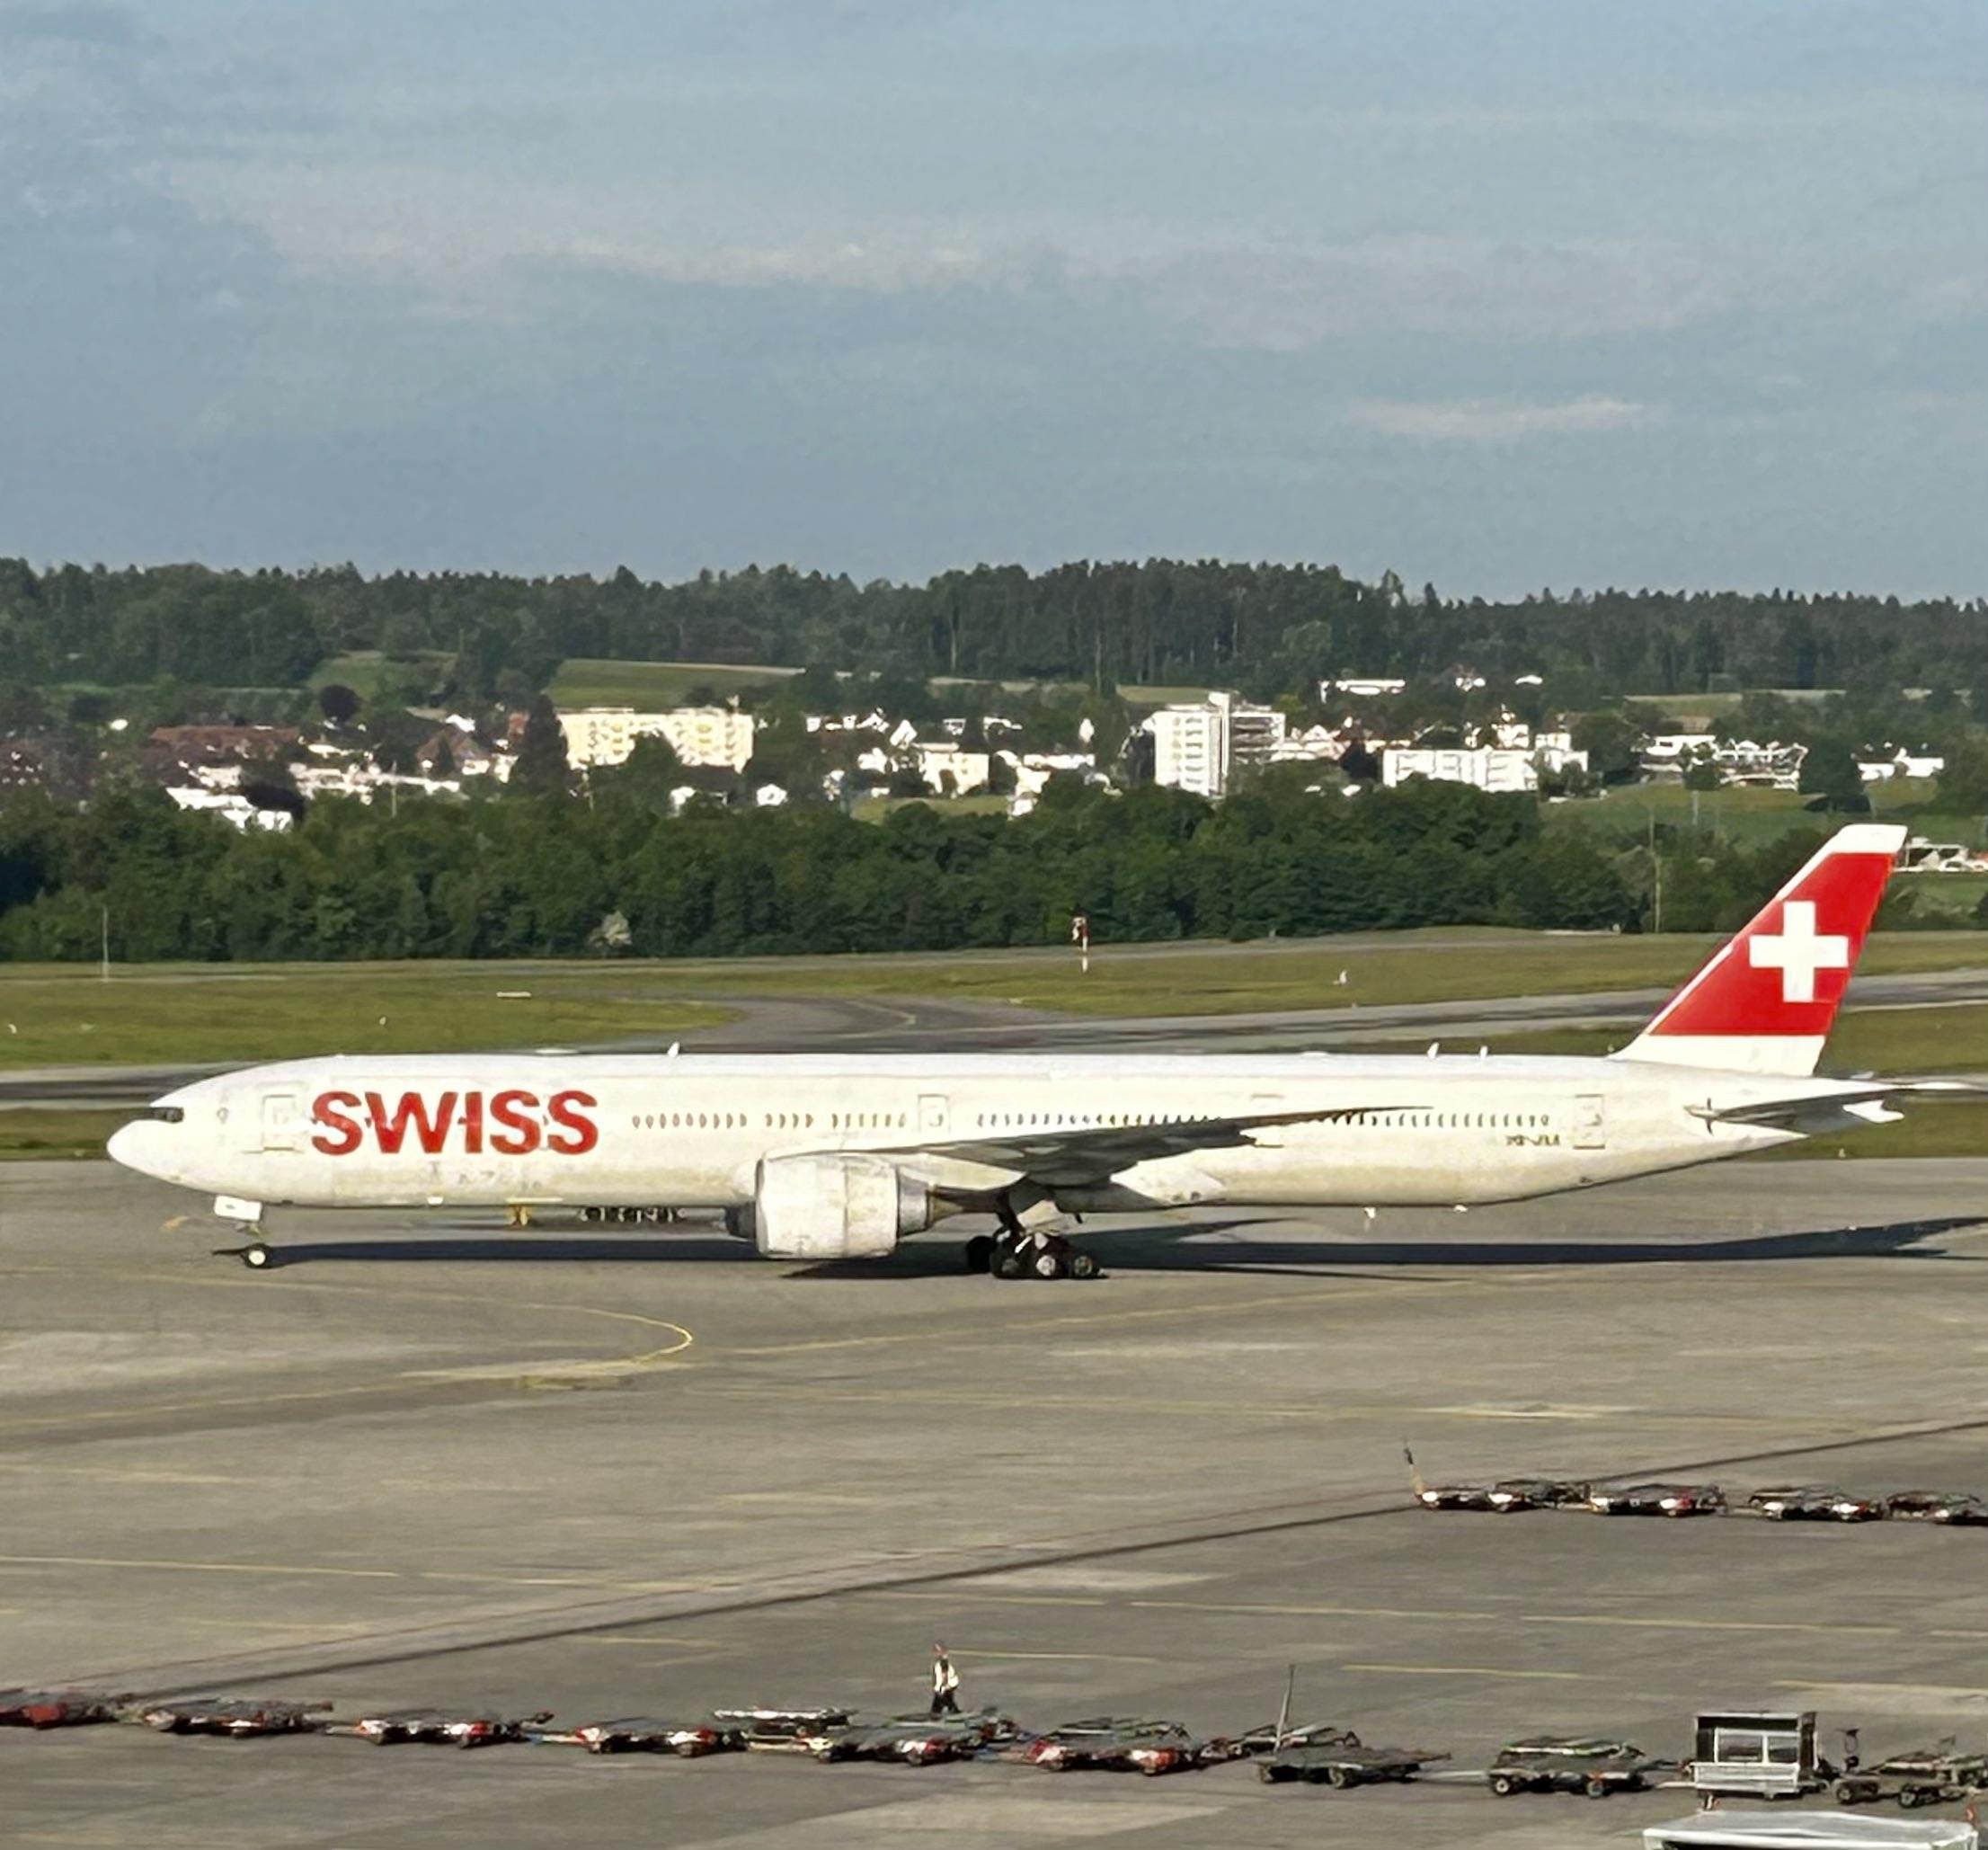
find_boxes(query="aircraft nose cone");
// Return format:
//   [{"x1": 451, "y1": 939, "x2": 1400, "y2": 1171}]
[{"x1": 106, "y1": 1119, "x2": 160, "y2": 1178}]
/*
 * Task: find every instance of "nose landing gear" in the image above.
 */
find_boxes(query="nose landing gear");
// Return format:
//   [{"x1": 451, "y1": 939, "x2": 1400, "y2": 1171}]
[{"x1": 208, "y1": 1196, "x2": 275, "y2": 1270}]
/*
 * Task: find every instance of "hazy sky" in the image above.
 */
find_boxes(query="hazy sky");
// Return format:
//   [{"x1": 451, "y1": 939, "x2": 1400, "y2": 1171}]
[{"x1": 4, "y1": 0, "x2": 1986, "y2": 595}]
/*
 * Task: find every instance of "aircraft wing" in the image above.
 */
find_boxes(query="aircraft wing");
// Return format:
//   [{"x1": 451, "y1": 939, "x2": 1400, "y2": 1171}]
[
  {"x1": 1689, "y1": 1080, "x2": 1988, "y2": 1129},
  {"x1": 893, "y1": 1106, "x2": 1417, "y2": 1188}
]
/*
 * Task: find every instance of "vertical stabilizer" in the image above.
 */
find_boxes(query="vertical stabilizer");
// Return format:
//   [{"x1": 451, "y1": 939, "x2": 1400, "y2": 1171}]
[{"x1": 1614, "y1": 823, "x2": 1904, "y2": 1076}]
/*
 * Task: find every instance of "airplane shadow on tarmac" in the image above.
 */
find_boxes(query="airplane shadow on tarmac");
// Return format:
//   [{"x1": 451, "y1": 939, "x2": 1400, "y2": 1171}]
[{"x1": 238, "y1": 1214, "x2": 1987, "y2": 1275}]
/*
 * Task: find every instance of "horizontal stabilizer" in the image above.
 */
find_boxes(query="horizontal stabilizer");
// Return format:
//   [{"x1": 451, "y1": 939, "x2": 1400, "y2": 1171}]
[{"x1": 1688, "y1": 1080, "x2": 1988, "y2": 1130}]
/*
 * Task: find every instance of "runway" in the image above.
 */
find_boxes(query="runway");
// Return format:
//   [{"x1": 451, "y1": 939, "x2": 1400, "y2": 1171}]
[{"x1": 8, "y1": 1158, "x2": 1988, "y2": 1846}]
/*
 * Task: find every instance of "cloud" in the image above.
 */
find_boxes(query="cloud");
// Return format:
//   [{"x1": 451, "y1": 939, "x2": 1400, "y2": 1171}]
[{"x1": 1348, "y1": 395, "x2": 1655, "y2": 441}]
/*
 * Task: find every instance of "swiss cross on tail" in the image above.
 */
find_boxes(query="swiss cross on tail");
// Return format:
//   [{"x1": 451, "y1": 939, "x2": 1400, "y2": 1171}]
[{"x1": 1616, "y1": 823, "x2": 1904, "y2": 1076}]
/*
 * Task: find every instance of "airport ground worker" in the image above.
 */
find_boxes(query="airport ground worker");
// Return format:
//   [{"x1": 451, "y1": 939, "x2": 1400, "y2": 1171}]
[{"x1": 930, "y1": 1642, "x2": 961, "y2": 1717}]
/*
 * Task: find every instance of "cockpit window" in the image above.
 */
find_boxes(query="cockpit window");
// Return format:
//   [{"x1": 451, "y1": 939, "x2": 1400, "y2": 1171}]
[{"x1": 140, "y1": 1107, "x2": 184, "y2": 1125}]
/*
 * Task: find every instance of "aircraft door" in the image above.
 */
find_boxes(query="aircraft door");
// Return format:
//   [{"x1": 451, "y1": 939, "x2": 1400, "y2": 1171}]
[
  {"x1": 1572, "y1": 1094, "x2": 1606, "y2": 1150},
  {"x1": 919, "y1": 1092, "x2": 949, "y2": 1134},
  {"x1": 260, "y1": 1090, "x2": 301, "y2": 1152}
]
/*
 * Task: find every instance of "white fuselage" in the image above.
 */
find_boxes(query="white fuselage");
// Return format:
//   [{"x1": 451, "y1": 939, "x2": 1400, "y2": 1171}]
[{"x1": 109, "y1": 1051, "x2": 1869, "y2": 1219}]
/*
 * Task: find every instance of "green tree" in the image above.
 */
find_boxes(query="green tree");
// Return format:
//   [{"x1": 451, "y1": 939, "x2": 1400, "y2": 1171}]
[
  {"x1": 316, "y1": 682, "x2": 361, "y2": 726},
  {"x1": 593, "y1": 733, "x2": 683, "y2": 811},
  {"x1": 1797, "y1": 736, "x2": 1867, "y2": 811},
  {"x1": 1937, "y1": 737, "x2": 1988, "y2": 815},
  {"x1": 512, "y1": 695, "x2": 572, "y2": 795},
  {"x1": 1569, "y1": 710, "x2": 1642, "y2": 785},
  {"x1": 1682, "y1": 755, "x2": 1723, "y2": 792}
]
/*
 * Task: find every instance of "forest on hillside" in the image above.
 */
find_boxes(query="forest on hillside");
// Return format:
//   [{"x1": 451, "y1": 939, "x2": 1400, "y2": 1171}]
[{"x1": 4, "y1": 557, "x2": 1985, "y2": 708}]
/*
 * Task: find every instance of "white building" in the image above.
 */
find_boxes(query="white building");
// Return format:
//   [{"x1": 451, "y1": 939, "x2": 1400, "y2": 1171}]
[
  {"x1": 1148, "y1": 690, "x2": 1286, "y2": 798},
  {"x1": 1382, "y1": 745, "x2": 1586, "y2": 794},
  {"x1": 164, "y1": 788, "x2": 295, "y2": 832},
  {"x1": 1269, "y1": 724, "x2": 1345, "y2": 764},
  {"x1": 912, "y1": 741, "x2": 990, "y2": 795},
  {"x1": 559, "y1": 706, "x2": 756, "y2": 772},
  {"x1": 1321, "y1": 676, "x2": 1407, "y2": 698},
  {"x1": 1859, "y1": 749, "x2": 1946, "y2": 782}
]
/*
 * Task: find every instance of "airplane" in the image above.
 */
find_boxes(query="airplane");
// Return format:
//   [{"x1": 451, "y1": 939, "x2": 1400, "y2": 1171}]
[{"x1": 107, "y1": 823, "x2": 1973, "y2": 1276}]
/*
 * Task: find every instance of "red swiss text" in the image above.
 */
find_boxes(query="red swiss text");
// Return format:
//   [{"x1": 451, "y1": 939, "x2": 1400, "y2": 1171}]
[{"x1": 309, "y1": 1089, "x2": 599, "y2": 1158}]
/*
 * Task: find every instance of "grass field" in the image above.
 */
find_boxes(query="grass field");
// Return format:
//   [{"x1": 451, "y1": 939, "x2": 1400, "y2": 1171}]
[
  {"x1": 309, "y1": 651, "x2": 454, "y2": 704},
  {"x1": 0, "y1": 1109, "x2": 124, "y2": 1161},
  {"x1": 546, "y1": 658, "x2": 801, "y2": 707},
  {"x1": 0, "y1": 967, "x2": 730, "y2": 1070},
  {"x1": 5, "y1": 929, "x2": 1987, "y2": 1070},
  {"x1": 1621, "y1": 689, "x2": 1842, "y2": 725},
  {"x1": 851, "y1": 795, "x2": 1011, "y2": 821},
  {"x1": 1548, "y1": 778, "x2": 1981, "y2": 850},
  {"x1": 693, "y1": 929, "x2": 1988, "y2": 1021}
]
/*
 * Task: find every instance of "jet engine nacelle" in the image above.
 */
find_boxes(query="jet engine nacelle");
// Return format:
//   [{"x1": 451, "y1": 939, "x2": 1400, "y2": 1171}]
[{"x1": 753, "y1": 1153, "x2": 933, "y2": 1260}]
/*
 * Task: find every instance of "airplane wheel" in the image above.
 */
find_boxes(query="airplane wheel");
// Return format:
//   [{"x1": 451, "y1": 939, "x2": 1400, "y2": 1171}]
[
  {"x1": 963, "y1": 1236, "x2": 994, "y2": 1275},
  {"x1": 242, "y1": 1242, "x2": 271, "y2": 1270},
  {"x1": 992, "y1": 1246, "x2": 1026, "y2": 1281},
  {"x1": 1030, "y1": 1248, "x2": 1067, "y2": 1281},
  {"x1": 1068, "y1": 1250, "x2": 1101, "y2": 1281}
]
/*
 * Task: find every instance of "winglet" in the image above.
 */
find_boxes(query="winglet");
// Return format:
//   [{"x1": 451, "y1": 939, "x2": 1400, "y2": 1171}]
[{"x1": 1615, "y1": 823, "x2": 1904, "y2": 1075}]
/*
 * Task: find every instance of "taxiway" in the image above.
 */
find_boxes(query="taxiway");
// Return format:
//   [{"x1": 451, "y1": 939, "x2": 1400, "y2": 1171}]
[{"x1": 7, "y1": 1159, "x2": 1988, "y2": 1846}]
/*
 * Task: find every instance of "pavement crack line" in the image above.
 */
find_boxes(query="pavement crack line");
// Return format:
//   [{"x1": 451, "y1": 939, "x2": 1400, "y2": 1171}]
[{"x1": 49, "y1": 1405, "x2": 1988, "y2": 1697}]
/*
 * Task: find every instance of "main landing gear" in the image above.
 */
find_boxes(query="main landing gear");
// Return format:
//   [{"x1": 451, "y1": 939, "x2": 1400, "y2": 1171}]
[{"x1": 963, "y1": 1200, "x2": 1102, "y2": 1282}]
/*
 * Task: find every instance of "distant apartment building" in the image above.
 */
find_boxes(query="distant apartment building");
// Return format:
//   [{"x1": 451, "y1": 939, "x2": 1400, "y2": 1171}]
[
  {"x1": 912, "y1": 741, "x2": 991, "y2": 795},
  {"x1": 1319, "y1": 676, "x2": 1407, "y2": 699},
  {"x1": 558, "y1": 706, "x2": 756, "y2": 772},
  {"x1": 164, "y1": 787, "x2": 294, "y2": 832},
  {"x1": 1382, "y1": 744, "x2": 1586, "y2": 794},
  {"x1": 1638, "y1": 734, "x2": 1806, "y2": 790},
  {"x1": 1148, "y1": 690, "x2": 1286, "y2": 798}
]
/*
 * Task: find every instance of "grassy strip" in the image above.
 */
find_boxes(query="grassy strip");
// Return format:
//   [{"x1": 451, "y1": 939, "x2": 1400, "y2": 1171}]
[
  {"x1": 5, "y1": 932, "x2": 1988, "y2": 1066},
  {"x1": 0, "y1": 971, "x2": 730, "y2": 1071},
  {"x1": 1744, "y1": 1099, "x2": 1987, "y2": 1162},
  {"x1": 0, "y1": 1109, "x2": 122, "y2": 1161}
]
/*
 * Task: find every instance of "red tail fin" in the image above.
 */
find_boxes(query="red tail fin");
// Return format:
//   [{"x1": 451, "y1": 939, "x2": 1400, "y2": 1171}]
[{"x1": 1615, "y1": 823, "x2": 1904, "y2": 1075}]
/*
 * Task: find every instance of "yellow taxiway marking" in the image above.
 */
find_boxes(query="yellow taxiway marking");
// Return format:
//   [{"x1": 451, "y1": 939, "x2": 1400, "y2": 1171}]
[
  {"x1": 962, "y1": 1650, "x2": 1165, "y2": 1665},
  {"x1": 681, "y1": 1377, "x2": 1811, "y2": 1435},
  {"x1": 726, "y1": 1276, "x2": 1486, "y2": 1358},
  {"x1": 1522, "y1": 1612, "x2": 1896, "y2": 1637},
  {"x1": 894, "y1": 1590, "x2": 1894, "y2": 1644},
  {"x1": 1344, "y1": 1663, "x2": 1594, "y2": 1681},
  {"x1": 0, "y1": 1463, "x2": 262, "y2": 1486},
  {"x1": 1132, "y1": 1598, "x2": 1499, "y2": 1623},
  {"x1": 0, "y1": 1552, "x2": 400, "y2": 1580},
  {"x1": 0, "y1": 1262, "x2": 692, "y2": 1433},
  {"x1": 0, "y1": 1552, "x2": 721, "y2": 1597},
  {"x1": 889, "y1": 1589, "x2": 1113, "y2": 1608},
  {"x1": 569, "y1": 1634, "x2": 732, "y2": 1649}
]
